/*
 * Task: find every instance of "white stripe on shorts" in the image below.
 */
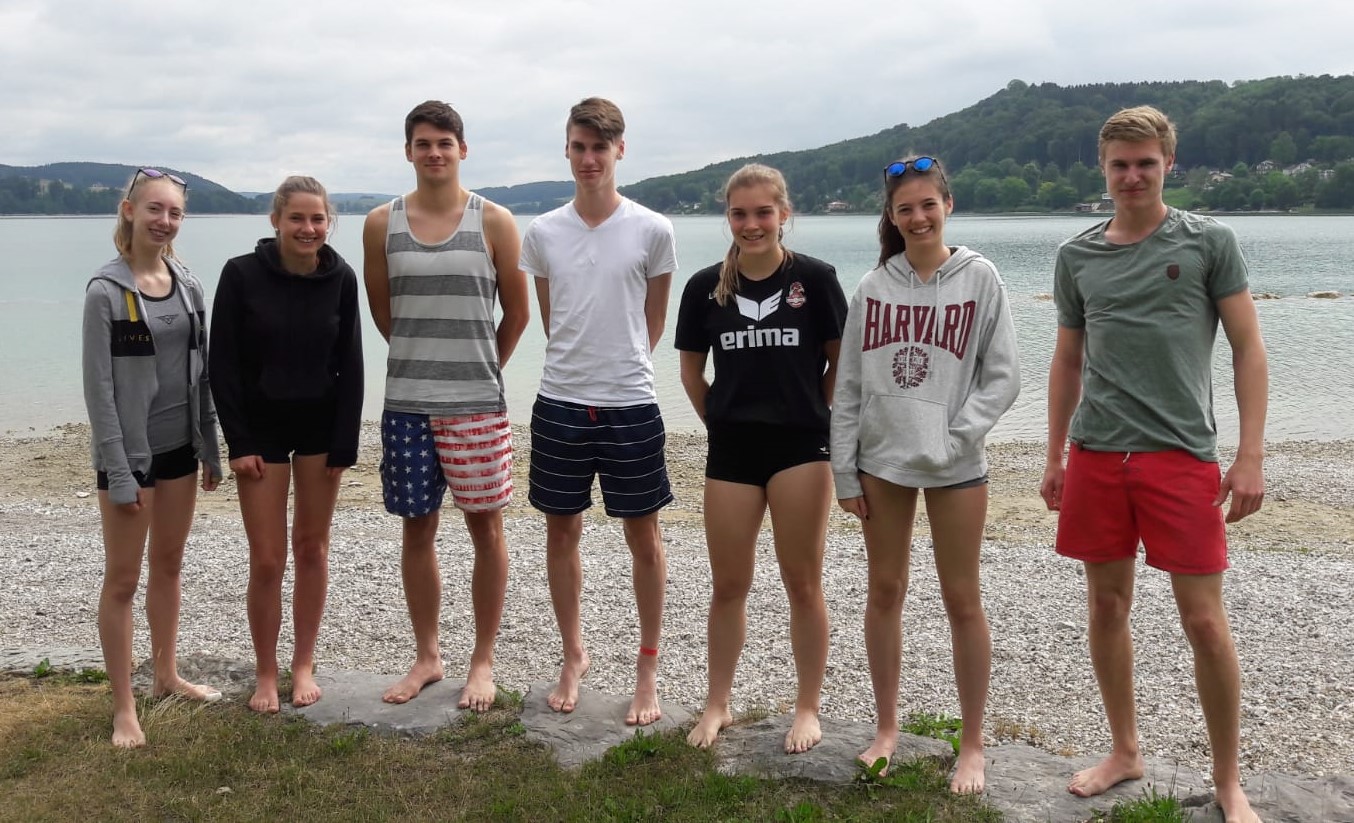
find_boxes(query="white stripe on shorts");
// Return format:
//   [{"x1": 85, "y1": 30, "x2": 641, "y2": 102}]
[{"x1": 431, "y1": 412, "x2": 513, "y2": 512}]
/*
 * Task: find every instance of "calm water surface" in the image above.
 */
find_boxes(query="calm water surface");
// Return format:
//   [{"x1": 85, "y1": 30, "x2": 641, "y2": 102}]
[{"x1": 3, "y1": 212, "x2": 1352, "y2": 442}]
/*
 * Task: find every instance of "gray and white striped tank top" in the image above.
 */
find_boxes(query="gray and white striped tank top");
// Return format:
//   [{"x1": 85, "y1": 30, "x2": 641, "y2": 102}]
[{"x1": 384, "y1": 193, "x2": 505, "y2": 415}]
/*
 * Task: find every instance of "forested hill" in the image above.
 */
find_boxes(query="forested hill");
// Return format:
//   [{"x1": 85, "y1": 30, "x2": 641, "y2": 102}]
[
  {"x1": 0, "y1": 163, "x2": 261, "y2": 214},
  {"x1": 620, "y1": 75, "x2": 1354, "y2": 213}
]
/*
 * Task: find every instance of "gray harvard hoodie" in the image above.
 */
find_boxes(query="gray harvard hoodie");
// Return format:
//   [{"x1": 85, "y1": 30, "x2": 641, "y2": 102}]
[
  {"x1": 82, "y1": 256, "x2": 222, "y2": 505},
  {"x1": 831, "y1": 247, "x2": 1020, "y2": 497}
]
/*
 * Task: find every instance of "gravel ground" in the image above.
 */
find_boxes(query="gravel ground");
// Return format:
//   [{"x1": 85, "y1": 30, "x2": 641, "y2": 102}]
[{"x1": 2, "y1": 423, "x2": 1352, "y2": 780}]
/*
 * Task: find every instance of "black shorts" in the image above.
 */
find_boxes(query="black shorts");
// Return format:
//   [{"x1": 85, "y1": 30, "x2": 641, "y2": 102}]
[
  {"x1": 250, "y1": 399, "x2": 335, "y2": 464},
  {"x1": 96, "y1": 442, "x2": 197, "y2": 490},
  {"x1": 705, "y1": 423, "x2": 830, "y2": 488}
]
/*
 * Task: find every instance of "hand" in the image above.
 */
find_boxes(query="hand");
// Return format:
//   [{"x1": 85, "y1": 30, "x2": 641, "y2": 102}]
[
  {"x1": 229, "y1": 455, "x2": 266, "y2": 481},
  {"x1": 201, "y1": 464, "x2": 221, "y2": 492},
  {"x1": 118, "y1": 486, "x2": 148, "y2": 513},
  {"x1": 326, "y1": 466, "x2": 347, "y2": 480},
  {"x1": 838, "y1": 496, "x2": 869, "y2": 520},
  {"x1": 1040, "y1": 462, "x2": 1065, "y2": 511},
  {"x1": 1215, "y1": 454, "x2": 1264, "y2": 523}
]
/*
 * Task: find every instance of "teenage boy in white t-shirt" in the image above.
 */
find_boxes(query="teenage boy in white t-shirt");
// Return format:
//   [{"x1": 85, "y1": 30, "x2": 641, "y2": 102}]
[{"x1": 520, "y1": 97, "x2": 677, "y2": 726}]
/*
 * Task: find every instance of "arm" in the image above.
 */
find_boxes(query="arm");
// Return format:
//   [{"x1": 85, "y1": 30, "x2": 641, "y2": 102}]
[
  {"x1": 820, "y1": 340, "x2": 841, "y2": 407},
  {"x1": 186, "y1": 274, "x2": 222, "y2": 490},
  {"x1": 361, "y1": 205, "x2": 393, "y2": 342},
  {"x1": 949, "y1": 280, "x2": 1021, "y2": 448},
  {"x1": 207, "y1": 261, "x2": 259, "y2": 467},
  {"x1": 678, "y1": 351, "x2": 710, "y2": 423},
  {"x1": 1215, "y1": 289, "x2": 1268, "y2": 522},
  {"x1": 830, "y1": 290, "x2": 867, "y2": 513},
  {"x1": 1039, "y1": 325, "x2": 1085, "y2": 511},
  {"x1": 328, "y1": 267, "x2": 365, "y2": 471},
  {"x1": 533, "y1": 276, "x2": 551, "y2": 338},
  {"x1": 483, "y1": 203, "x2": 530, "y2": 368},
  {"x1": 644, "y1": 272, "x2": 673, "y2": 352},
  {"x1": 81, "y1": 281, "x2": 138, "y2": 506}
]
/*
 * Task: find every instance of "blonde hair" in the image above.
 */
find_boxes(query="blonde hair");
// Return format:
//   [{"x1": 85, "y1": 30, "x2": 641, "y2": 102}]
[
  {"x1": 1099, "y1": 105, "x2": 1177, "y2": 161},
  {"x1": 271, "y1": 175, "x2": 335, "y2": 223},
  {"x1": 715, "y1": 164, "x2": 793, "y2": 306},
  {"x1": 113, "y1": 175, "x2": 185, "y2": 260}
]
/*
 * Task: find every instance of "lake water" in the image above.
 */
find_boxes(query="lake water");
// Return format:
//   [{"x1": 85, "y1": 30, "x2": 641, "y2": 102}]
[{"x1": 3, "y1": 212, "x2": 1352, "y2": 443}]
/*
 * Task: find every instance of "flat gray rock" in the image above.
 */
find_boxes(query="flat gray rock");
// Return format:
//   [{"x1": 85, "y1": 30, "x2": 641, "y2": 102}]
[
  {"x1": 1203, "y1": 772, "x2": 1354, "y2": 823},
  {"x1": 131, "y1": 652, "x2": 254, "y2": 698},
  {"x1": 984, "y1": 743, "x2": 1211, "y2": 822},
  {"x1": 713, "y1": 714, "x2": 955, "y2": 784},
  {"x1": 520, "y1": 680, "x2": 693, "y2": 769},
  {"x1": 290, "y1": 670, "x2": 468, "y2": 736},
  {"x1": 1, "y1": 646, "x2": 104, "y2": 674}
]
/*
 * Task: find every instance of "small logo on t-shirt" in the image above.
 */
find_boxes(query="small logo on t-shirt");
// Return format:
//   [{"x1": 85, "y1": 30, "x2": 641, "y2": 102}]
[
  {"x1": 158, "y1": 315, "x2": 179, "y2": 326},
  {"x1": 735, "y1": 292, "x2": 782, "y2": 322},
  {"x1": 786, "y1": 281, "x2": 806, "y2": 308},
  {"x1": 892, "y1": 345, "x2": 931, "y2": 389},
  {"x1": 1166, "y1": 264, "x2": 1181, "y2": 281}
]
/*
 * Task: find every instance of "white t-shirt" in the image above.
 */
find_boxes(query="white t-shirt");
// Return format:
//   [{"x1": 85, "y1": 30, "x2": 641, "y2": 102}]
[{"x1": 521, "y1": 197, "x2": 678, "y2": 406}]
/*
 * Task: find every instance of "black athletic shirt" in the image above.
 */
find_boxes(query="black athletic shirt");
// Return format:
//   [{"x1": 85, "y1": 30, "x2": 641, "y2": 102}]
[{"x1": 674, "y1": 253, "x2": 847, "y2": 430}]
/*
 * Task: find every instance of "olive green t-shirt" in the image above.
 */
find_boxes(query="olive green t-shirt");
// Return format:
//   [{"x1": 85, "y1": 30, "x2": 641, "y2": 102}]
[{"x1": 1054, "y1": 208, "x2": 1249, "y2": 461}]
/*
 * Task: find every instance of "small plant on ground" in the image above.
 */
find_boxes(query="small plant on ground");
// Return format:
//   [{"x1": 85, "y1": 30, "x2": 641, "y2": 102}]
[
  {"x1": 602, "y1": 728, "x2": 664, "y2": 767},
  {"x1": 31, "y1": 658, "x2": 52, "y2": 678},
  {"x1": 1092, "y1": 787, "x2": 1188, "y2": 822},
  {"x1": 901, "y1": 711, "x2": 962, "y2": 755}
]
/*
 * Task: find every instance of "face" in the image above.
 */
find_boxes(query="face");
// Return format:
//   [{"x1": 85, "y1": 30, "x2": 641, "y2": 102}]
[
  {"x1": 271, "y1": 192, "x2": 329, "y2": 262},
  {"x1": 1101, "y1": 138, "x2": 1172, "y2": 212},
  {"x1": 566, "y1": 124, "x2": 623, "y2": 191},
  {"x1": 405, "y1": 122, "x2": 466, "y2": 181},
  {"x1": 123, "y1": 180, "x2": 185, "y2": 250},
  {"x1": 886, "y1": 176, "x2": 952, "y2": 250},
  {"x1": 726, "y1": 183, "x2": 788, "y2": 256}
]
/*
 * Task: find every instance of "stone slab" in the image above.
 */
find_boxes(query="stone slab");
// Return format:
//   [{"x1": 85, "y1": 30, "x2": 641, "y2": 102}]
[
  {"x1": 520, "y1": 680, "x2": 694, "y2": 769},
  {"x1": 0, "y1": 646, "x2": 103, "y2": 674},
  {"x1": 131, "y1": 652, "x2": 255, "y2": 698},
  {"x1": 290, "y1": 670, "x2": 469, "y2": 736}
]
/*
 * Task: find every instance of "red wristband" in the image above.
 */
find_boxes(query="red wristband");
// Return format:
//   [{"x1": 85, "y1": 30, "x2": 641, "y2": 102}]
[{"x1": 639, "y1": 646, "x2": 658, "y2": 657}]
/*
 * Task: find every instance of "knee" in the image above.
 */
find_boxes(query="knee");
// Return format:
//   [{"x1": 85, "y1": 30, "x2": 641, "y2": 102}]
[
  {"x1": 1179, "y1": 609, "x2": 1231, "y2": 653},
  {"x1": 941, "y1": 592, "x2": 987, "y2": 629},
  {"x1": 867, "y1": 577, "x2": 907, "y2": 612},
  {"x1": 781, "y1": 573, "x2": 823, "y2": 610},
  {"x1": 710, "y1": 576, "x2": 752, "y2": 606},
  {"x1": 291, "y1": 532, "x2": 329, "y2": 568},
  {"x1": 250, "y1": 552, "x2": 286, "y2": 585},
  {"x1": 1087, "y1": 588, "x2": 1132, "y2": 627},
  {"x1": 101, "y1": 571, "x2": 140, "y2": 604},
  {"x1": 464, "y1": 512, "x2": 505, "y2": 551}
]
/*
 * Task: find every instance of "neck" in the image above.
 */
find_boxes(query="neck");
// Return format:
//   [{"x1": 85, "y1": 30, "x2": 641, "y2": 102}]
[
  {"x1": 125, "y1": 243, "x2": 165, "y2": 274},
  {"x1": 739, "y1": 247, "x2": 784, "y2": 280},
  {"x1": 1109, "y1": 201, "x2": 1168, "y2": 238},
  {"x1": 279, "y1": 248, "x2": 319, "y2": 276},
  {"x1": 573, "y1": 186, "x2": 621, "y2": 224},
  {"x1": 413, "y1": 179, "x2": 468, "y2": 210}
]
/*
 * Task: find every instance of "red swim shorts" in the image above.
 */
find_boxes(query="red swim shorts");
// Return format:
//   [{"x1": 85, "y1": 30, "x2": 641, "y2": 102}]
[{"x1": 1055, "y1": 444, "x2": 1227, "y2": 575}]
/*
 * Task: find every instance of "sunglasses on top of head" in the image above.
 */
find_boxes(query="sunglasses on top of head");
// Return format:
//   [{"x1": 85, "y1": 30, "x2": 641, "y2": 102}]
[
  {"x1": 884, "y1": 157, "x2": 937, "y2": 179},
  {"x1": 128, "y1": 167, "x2": 188, "y2": 196}
]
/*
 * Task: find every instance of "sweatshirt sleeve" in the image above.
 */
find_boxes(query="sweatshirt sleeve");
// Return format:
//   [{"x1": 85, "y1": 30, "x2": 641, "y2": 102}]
[
  {"x1": 81, "y1": 280, "x2": 138, "y2": 505},
  {"x1": 328, "y1": 265, "x2": 365, "y2": 468},
  {"x1": 949, "y1": 274, "x2": 1021, "y2": 449},
  {"x1": 830, "y1": 284, "x2": 867, "y2": 500},
  {"x1": 208, "y1": 259, "x2": 259, "y2": 460}
]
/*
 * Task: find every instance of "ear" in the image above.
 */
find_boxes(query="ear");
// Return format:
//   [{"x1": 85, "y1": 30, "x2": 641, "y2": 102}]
[
  {"x1": 120, "y1": 198, "x2": 135, "y2": 221},
  {"x1": 269, "y1": 211, "x2": 281, "y2": 231},
  {"x1": 404, "y1": 142, "x2": 414, "y2": 163},
  {"x1": 616, "y1": 138, "x2": 625, "y2": 161},
  {"x1": 459, "y1": 140, "x2": 468, "y2": 160}
]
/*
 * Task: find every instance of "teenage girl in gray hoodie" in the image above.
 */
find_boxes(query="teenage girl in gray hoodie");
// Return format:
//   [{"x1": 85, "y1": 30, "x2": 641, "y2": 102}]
[
  {"x1": 830, "y1": 156, "x2": 1019, "y2": 793},
  {"x1": 81, "y1": 169, "x2": 224, "y2": 748}
]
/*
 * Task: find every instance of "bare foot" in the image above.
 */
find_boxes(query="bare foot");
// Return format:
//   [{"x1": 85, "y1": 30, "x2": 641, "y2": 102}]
[
  {"x1": 249, "y1": 673, "x2": 280, "y2": 714},
  {"x1": 458, "y1": 660, "x2": 496, "y2": 713},
  {"x1": 111, "y1": 709, "x2": 146, "y2": 749},
  {"x1": 858, "y1": 731, "x2": 897, "y2": 776},
  {"x1": 152, "y1": 676, "x2": 222, "y2": 703},
  {"x1": 686, "y1": 705, "x2": 733, "y2": 749},
  {"x1": 625, "y1": 651, "x2": 661, "y2": 726},
  {"x1": 784, "y1": 709, "x2": 822, "y2": 754},
  {"x1": 547, "y1": 652, "x2": 590, "y2": 713},
  {"x1": 382, "y1": 658, "x2": 444, "y2": 704},
  {"x1": 1215, "y1": 783, "x2": 1262, "y2": 823},
  {"x1": 1068, "y1": 751, "x2": 1146, "y2": 797},
  {"x1": 290, "y1": 666, "x2": 323, "y2": 708},
  {"x1": 951, "y1": 746, "x2": 986, "y2": 794}
]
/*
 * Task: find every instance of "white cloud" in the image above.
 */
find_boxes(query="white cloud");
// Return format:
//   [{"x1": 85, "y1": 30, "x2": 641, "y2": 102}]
[{"x1": 2, "y1": 0, "x2": 1351, "y2": 194}]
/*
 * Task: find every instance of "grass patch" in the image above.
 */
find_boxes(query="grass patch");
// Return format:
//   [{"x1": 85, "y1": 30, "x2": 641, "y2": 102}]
[
  {"x1": 900, "y1": 711, "x2": 962, "y2": 755},
  {"x1": 1091, "y1": 787, "x2": 1189, "y2": 821},
  {"x1": 0, "y1": 674, "x2": 1000, "y2": 821}
]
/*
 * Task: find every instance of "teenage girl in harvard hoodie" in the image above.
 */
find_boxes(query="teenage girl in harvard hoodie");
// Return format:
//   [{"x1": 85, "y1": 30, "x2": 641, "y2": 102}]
[
  {"x1": 82, "y1": 168, "x2": 224, "y2": 748},
  {"x1": 830, "y1": 155, "x2": 1020, "y2": 794}
]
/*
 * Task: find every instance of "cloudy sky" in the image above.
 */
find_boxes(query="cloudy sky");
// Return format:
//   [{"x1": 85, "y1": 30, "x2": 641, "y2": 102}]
[{"x1": 3, "y1": 0, "x2": 1352, "y2": 194}]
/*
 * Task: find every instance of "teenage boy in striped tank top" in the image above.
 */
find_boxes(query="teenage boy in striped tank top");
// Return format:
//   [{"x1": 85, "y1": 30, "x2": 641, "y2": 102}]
[{"x1": 361, "y1": 100, "x2": 530, "y2": 711}]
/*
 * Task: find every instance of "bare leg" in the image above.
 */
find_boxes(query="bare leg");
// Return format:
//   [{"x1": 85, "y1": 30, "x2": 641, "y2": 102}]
[
  {"x1": 767, "y1": 462, "x2": 831, "y2": 754},
  {"x1": 545, "y1": 512, "x2": 589, "y2": 712},
  {"x1": 686, "y1": 479, "x2": 763, "y2": 748},
  {"x1": 383, "y1": 512, "x2": 445, "y2": 703},
  {"x1": 289, "y1": 455, "x2": 340, "y2": 707},
  {"x1": 623, "y1": 512, "x2": 665, "y2": 726},
  {"x1": 459, "y1": 508, "x2": 509, "y2": 712},
  {"x1": 1069, "y1": 557, "x2": 1146, "y2": 796},
  {"x1": 239, "y1": 463, "x2": 292, "y2": 713},
  {"x1": 858, "y1": 474, "x2": 918, "y2": 773},
  {"x1": 1171, "y1": 573, "x2": 1259, "y2": 823},
  {"x1": 925, "y1": 484, "x2": 991, "y2": 794},
  {"x1": 97, "y1": 489, "x2": 152, "y2": 747}
]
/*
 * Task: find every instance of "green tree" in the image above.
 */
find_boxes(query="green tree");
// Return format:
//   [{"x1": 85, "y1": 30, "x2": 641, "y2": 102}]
[
  {"x1": 1269, "y1": 131, "x2": 1298, "y2": 165},
  {"x1": 997, "y1": 177, "x2": 1031, "y2": 210}
]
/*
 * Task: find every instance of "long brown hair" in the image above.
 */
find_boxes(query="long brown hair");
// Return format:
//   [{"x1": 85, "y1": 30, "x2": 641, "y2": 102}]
[
  {"x1": 715, "y1": 164, "x2": 793, "y2": 306},
  {"x1": 877, "y1": 155, "x2": 951, "y2": 267}
]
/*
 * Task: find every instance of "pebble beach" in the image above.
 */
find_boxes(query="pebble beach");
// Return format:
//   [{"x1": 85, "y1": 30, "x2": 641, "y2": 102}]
[{"x1": 2, "y1": 422, "x2": 1352, "y2": 782}]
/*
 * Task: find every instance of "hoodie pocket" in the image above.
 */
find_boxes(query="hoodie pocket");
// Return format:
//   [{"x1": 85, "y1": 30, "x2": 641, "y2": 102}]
[{"x1": 859, "y1": 395, "x2": 953, "y2": 474}]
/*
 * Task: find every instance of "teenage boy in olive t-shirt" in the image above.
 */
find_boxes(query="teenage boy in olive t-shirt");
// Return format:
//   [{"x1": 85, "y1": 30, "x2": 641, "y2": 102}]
[{"x1": 1041, "y1": 106, "x2": 1268, "y2": 823}]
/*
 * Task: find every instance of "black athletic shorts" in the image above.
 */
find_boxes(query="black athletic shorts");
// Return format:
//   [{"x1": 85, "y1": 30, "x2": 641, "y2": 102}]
[
  {"x1": 250, "y1": 399, "x2": 335, "y2": 464},
  {"x1": 705, "y1": 422, "x2": 830, "y2": 488},
  {"x1": 96, "y1": 442, "x2": 197, "y2": 490}
]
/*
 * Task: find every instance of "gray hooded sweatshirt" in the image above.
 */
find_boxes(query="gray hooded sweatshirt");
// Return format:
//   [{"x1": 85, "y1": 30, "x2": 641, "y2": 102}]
[
  {"x1": 82, "y1": 256, "x2": 222, "y2": 505},
  {"x1": 831, "y1": 246, "x2": 1020, "y2": 496}
]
